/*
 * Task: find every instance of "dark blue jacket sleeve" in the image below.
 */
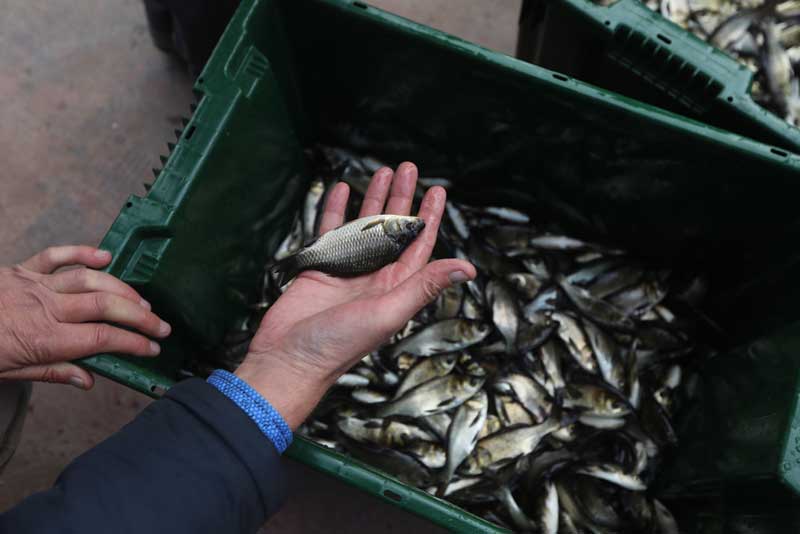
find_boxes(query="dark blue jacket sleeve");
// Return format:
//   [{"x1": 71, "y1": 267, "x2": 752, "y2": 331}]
[{"x1": 0, "y1": 378, "x2": 286, "y2": 534}]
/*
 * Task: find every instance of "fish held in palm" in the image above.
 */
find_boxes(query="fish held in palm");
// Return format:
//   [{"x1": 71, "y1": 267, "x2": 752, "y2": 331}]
[{"x1": 270, "y1": 214, "x2": 425, "y2": 285}]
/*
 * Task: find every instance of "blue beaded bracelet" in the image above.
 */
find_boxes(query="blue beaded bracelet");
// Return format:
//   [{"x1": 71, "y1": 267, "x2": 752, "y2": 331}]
[{"x1": 207, "y1": 369, "x2": 293, "y2": 453}]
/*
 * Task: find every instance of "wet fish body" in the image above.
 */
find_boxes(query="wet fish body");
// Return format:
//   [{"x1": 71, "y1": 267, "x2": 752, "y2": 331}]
[
  {"x1": 388, "y1": 319, "x2": 491, "y2": 358},
  {"x1": 271, "y1": 215, "x2": 425, "y2": 285}
]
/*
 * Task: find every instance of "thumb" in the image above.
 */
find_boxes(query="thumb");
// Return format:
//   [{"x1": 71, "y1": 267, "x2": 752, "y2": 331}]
[
  {"x1": 378, "y1": 259, "x2": 476, "y2": 331},
  {"x1": 0, "y1": 362, "x2": 95, "y2": 390}
]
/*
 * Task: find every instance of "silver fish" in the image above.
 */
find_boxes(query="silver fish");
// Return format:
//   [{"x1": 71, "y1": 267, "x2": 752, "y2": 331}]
[
  {"x1": 274, "y1": 215, "x2": 304, "y2": 261},
  {"x1": 335, "y1": 373, "x2": 371, "y2": 388},
  {"x1": 583, "y1": 319, "x2": 627, "y2": 391},
  {"x1": 303, "y1": 178, "x2": 325, "y2": 241},
  {"x1": 388, "y1": 319, "x2": 491, "y2": 358},
  {"x1": 537, "y1": 480, "x2": 560, "y2": 534},
  {"x1": 483, "y1": 206, "x2": 530, "y2": 223},
  {"x1": 530, "y1": 234, "x2": 594, "y2": 251},
  {"x1": 539, "y1": 339, "x2": 567, "y2": 393},
  {"x1": 557, "y1": 275, "x2": 635, "y2": 331},
  {"x1": 377, "y1": 374, "x2": 485, "y2": 418},
  {"x1": 494, "y1": 373, "x2": 552, "y2": 423},
  {"x1": 579, "y1": 414, "x2": 627, "y2": 429},
  {"x1": 394, "y1": 353, "x2": 458, "y2": 399},
  {"x1": 608, "y1": 280, "x2": 667, "y2": 317},
  {"x1": 417, "y1": 177, "x2": 453, "y2": 189},
  {"x1": 576, "y1": 463, "x2": 647, "y2": 491},
  {"x1": 710, "y1": 8, "x2": 760, "y2": 50},
  {"x1": 425, "y1": 476, "x2": 482, "y2": 497},
  {"x1": 351, "y1": 388, "x2": 389, "y2": 404},
  {"x1": 445, "y1": 202, "x2": 471, "y2": 241},
  {"x1": 587, "y1": 264, "x2": 644, "y2": 299},
  {"x1": 486, "y1": 280, "x2": 520, "y2": 353},
  {"x1": 461, "y1": 415, "x2": 562, "y2": 476},
  {"x1": 336, "y1": 417, "x2": 437, "y2": 447},
  {"x1": 563, "y1": 384, "x2": 631, "y2": 418},
  {"x1": 271, "y1": 214, "x2": 425, "y2": 285},
  {"x1": 565, "y1": 259, "x2": 620, "y2": 286},
  {"x1": 551, "y1": 312, "x2": 598, "y2": 374},
  {"x1": 440, "y1": 391, "x2": 488, "y2": 491},
  {"x1": 496, "y1": 486, "x2": 538, "y2": 532}
]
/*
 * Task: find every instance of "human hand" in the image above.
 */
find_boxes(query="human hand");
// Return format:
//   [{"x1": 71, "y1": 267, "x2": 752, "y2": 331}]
[
  {"x1": 0, "y1": 246, "x2": 171, "y2": 389},
  {"x1": 236, "y1": 163, "x2": 476, "y2": 429}
]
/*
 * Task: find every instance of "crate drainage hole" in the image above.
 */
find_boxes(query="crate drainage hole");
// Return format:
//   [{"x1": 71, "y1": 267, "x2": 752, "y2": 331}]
[
  {"x1": 353, "y1": 1, "x2": 368, "y2": 8},
  {"x1": 553, "y1": 73, "x2": 569, "y2": 82},
  {"x1": 185, "y1": 125, "x2": 196, "y2": 141},
  {"x1": 126, "y1": 202, "x2": 133, "y2": 208},
  {"x1": 657, "y1": 34, "x2": 671, "y2": 45},
  {"x1": 383, "y1": 490, "x2": 403, "y2": 502},
  {"x1": 772, "y1": 148, "x2": 788, "y2": 157},
  {"x1": 605, "y1": 20, "x2": 610, "y2": 25},
  {"x1": 727, "y1": 96, "x2": 733, "y2": 102}
]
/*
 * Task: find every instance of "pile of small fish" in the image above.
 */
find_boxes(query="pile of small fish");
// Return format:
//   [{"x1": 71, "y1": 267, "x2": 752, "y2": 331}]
[
  {"x1": 218, "y1": 147, "x2": 705, "y2": 533},
  {"x1": 596, "y1": 0, "x2": 800, "y2": 124}
]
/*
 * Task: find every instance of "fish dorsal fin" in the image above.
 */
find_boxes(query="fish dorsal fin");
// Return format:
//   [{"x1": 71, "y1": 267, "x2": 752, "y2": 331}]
[{"x1": 360, "y1": 218, "x2": 386, "y2": 232}]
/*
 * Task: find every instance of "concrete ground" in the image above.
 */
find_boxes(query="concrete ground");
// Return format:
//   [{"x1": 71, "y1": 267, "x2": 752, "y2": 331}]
[{"x1": 0, "y1": 0, "x2": 520, "y2": 531}]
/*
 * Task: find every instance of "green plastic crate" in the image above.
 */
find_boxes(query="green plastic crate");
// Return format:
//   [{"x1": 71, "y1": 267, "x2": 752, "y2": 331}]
[
  {"x1": 82, "y1": 0, "x2": 800, "y2": 530},
  {"x1": 516, "y1": 0, "x2": 800, "y2": 154}
]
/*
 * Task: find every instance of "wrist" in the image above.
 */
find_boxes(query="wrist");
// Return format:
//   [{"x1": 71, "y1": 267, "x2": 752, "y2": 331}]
[{"x1": 234, "y1": 350, "x2": 331, "y2": 431}]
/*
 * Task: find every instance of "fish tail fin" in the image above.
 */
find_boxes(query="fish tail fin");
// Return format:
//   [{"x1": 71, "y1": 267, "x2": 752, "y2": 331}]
[
  {"x1": 269, "y1": 254, "x2": 301, "y2": 287},
  {"x1": 435, "y1": 467, "x2": 454, "y2": 498}
]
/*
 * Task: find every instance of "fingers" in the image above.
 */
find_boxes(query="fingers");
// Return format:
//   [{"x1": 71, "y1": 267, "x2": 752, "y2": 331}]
[
  {"x1": 43, "y1": 268, "x2": 149, "y2": 309},
  {"x1": 398, "y1": 186, "x2": 447, "y2": 273},
  {"x1": 0, "y1": 362, "x2": 95, "y2": 390},
  {"x1": 53, "y1": 322, "x2": 162, "y2": 360},
  {"x1": 21, "y1": 246, "x2": 112, "y2": 274},
  {"x1": 317, "y1": 182, "x2": 350, "y2": 235},
  {"x1": 358, "y1": 167, "x2": 393, "y2": 217},
  {"x1": 384, "y1": 162, "x2": 418, "y2": 215},
  {"x1": 54, "y1": 293, "x2": 170, "y2": 339},
  {"x1": 377, "y1": 259, "x2": 476, "y2": 332}
]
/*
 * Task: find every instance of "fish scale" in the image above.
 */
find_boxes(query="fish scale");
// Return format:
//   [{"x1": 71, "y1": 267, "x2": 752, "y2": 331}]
[
  {"x1": 272, "y1": 214, "x2": 424, "y2": 284},
  {"x1": 299, "y1": 217, "x2": 403, "y2": 272}
]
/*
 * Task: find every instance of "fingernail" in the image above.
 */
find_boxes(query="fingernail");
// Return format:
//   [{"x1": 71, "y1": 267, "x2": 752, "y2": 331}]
[
  {"x1": 449, "y1": 270, "x2": 470, "y2": 284},
  {"x1": 69, "y1": 376, "x2": 85, "y2": 389},
  {"x1": 149, "y1": 341, "x2": 161, "y2": 356},
  {"x1": 139, "y1": 298, "x2": 151, "y2": 310},
  {"x1": 158, "y1": 321, "x2": 171, "y2": 336},
  {"x1": 94, "y1": 249, "x2": 111, "y2": 260}
]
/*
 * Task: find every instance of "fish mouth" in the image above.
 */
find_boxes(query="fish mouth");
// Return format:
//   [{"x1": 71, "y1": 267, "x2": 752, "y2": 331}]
[{"x1": 409, "y1": 218, "x2": 426, "y2": 236}]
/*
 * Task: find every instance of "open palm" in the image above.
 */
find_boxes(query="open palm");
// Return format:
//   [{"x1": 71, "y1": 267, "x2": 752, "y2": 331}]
[{"x1": 237, "y1": 162, "x2": 475, "y2": 428}]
